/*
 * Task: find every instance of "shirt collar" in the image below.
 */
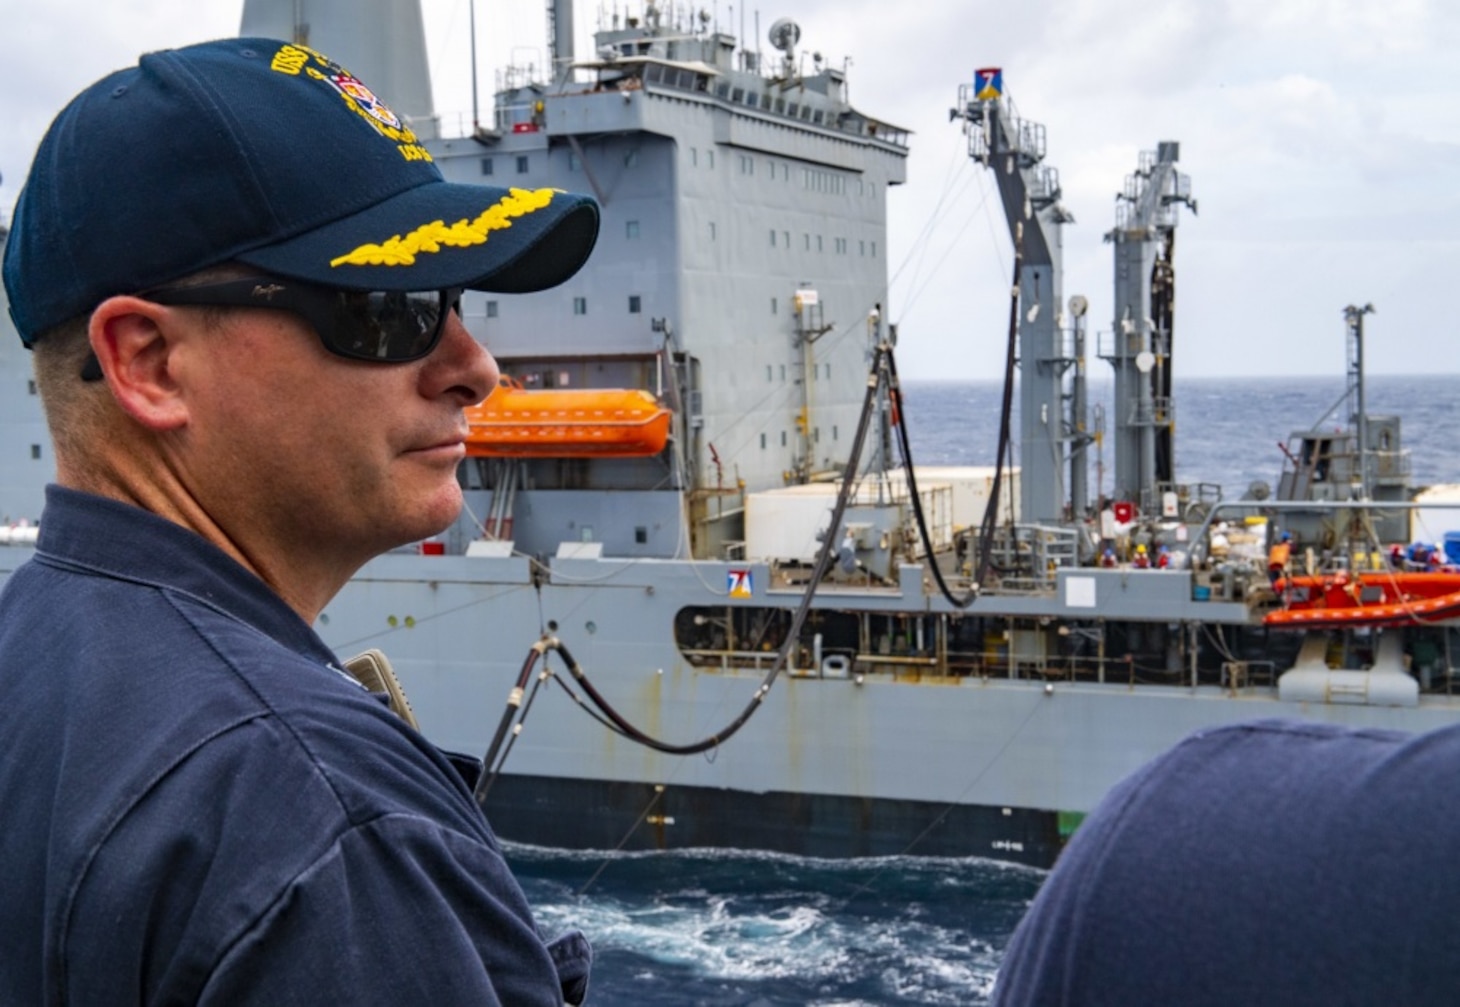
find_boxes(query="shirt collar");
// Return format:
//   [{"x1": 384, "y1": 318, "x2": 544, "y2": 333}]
[{"x1": 35, "y1": 485, "x2": 339, "y2": 666}]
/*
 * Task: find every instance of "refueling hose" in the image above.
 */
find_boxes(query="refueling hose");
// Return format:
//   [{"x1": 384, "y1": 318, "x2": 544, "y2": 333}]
[{"x1": 476, "y1": 341, "x2": 980, "y2": 800}]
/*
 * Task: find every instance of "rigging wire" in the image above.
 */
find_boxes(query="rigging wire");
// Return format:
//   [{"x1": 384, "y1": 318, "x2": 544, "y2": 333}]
[
  {"x1": 895, "y1": 178, "x2": 991, "y2": 320},
  {"x1": 575, "y1": 785, "x2": 666, "y2": 896},
  {"x1": 887, "y1": 145, "x2": 985, "y2": 316},
  {"x1": 834, "y1": 690, "x2": 1049, "y2": 908}
]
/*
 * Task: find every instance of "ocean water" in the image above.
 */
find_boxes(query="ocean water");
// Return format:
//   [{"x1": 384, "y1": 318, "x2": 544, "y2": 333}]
[
  {"x1": 513, "y1": 847, "x2": 1037, "y2": 1006},
  {"x1": 898, "y1": 374, "x2": 1460, "y2": 499},
  {"x1": 509, "y1": 374, "x2": 1460, "y2": 1006}
]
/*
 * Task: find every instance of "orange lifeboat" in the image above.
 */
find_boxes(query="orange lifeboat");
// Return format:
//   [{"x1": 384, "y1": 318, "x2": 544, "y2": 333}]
[
  {"x1": 465, "y1": 379, "x2": 672, "y2": 459},
  {"x1": 1266, "y1": 571, "x2": 1460, "y2": 628}
]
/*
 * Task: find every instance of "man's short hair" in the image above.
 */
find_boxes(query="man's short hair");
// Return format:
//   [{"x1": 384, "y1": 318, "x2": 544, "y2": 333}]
[{"x1": 31, "y1": 264, "x2": 255, "y2": 460}]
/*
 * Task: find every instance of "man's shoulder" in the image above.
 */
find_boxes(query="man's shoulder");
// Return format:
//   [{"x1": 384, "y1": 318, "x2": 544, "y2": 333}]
[
  {"x1": 1089, "y1": 718, "x2": 1443, "y2": 851},
  {"x1": 994, "y1": 719, "x2": 1460, "y2": 1005},
  {"x1": 1147, "y1": 717, "x2": 1416, "y2": 775}
]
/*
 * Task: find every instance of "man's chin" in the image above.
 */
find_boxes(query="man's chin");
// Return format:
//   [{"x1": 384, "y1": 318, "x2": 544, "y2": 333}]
[{"x1": 385, "y1": 490, "x2": 464, "y2": 552}]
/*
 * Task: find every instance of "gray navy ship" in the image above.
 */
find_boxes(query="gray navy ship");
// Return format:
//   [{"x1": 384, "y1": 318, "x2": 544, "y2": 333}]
[{"x1": 2, "y1": 0, "x2": 1458, "y2": 868}]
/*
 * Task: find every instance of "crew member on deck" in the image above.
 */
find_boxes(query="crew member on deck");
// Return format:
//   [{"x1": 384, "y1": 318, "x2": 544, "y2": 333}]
[
  {"x1": 1268, "y1": 530, "x2": 1293, "y2": 589},
  {"x1": 0, "y1": 38, "x2": 599, "y2": 1004}
]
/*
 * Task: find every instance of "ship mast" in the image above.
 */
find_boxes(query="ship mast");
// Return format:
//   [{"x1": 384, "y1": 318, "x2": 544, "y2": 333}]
[
  {"x1": 1344, "y1": 302, "x2": 1376, "y2": 500},
  {"x1": 952, "y1": 71, "x2": 1076, "y2": 525},
  {"x1": 239, "y1": 0, "x2": 439, "y2": 139},
  {"x1": 547, "y1": 0, "x2": 576, "y2": 79},
  {"x1": 1103, "y1": 142, "x2": 1195, "y2": 512}
]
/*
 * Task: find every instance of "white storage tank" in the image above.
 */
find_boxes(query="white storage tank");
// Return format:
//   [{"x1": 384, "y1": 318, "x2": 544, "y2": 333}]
[
  {"x1": 1413, "y1": 484, "x2": 1460, "y2": 542},
  {"x1": 744, "y1": 479, "x2": 957, "y2": 562},
  {"x1": 891, "y1": 465, "x2": 1020, "y2": 530}
]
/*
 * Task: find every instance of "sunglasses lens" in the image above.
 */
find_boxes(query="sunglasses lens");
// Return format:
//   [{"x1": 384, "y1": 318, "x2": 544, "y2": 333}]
[{"x1": 328, "y1": 290, "x2": 447, "y2": 361}]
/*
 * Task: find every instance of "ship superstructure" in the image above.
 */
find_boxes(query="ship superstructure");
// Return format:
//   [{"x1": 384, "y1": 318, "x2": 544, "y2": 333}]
[
  {"x1": 0, "y1": 1, "x2": 1456, "y2": 868},
  {"x1": 427, "y1": 5, "x2": 910, "y2": 565}
]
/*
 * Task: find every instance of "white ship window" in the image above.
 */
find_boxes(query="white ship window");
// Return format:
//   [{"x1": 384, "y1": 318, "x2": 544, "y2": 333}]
[
  {"x1": 871, "y1": 241, "x2": 878, "y2": 257},
  {"x1": 27, "y1": 380, "x2": 36, "y2": 395},
  {"x1": 31, "y1": 445, "x2": 41, "y2": 460},
  {"x1": 781, "y1": 431, "x2": 787, "y2": 446},
  {"x1": 573, "y1": 297, "x2": 587, "y2": 315},
  {"x1": 833, "y1": 425, "x2": 839, "y2": 441},
  {"x1": 628, "y1": 295, "x2": 642, "y2": 314},
  {"x1": 769, "y1": 229, "x2": 777, "y2": 247},
  {"x1": 515, "y1": 155, "x2": 529, "y2": 174},
  {"x1": 774, "y1": 98, "x2": 786, "y2": 114},
  {"x1": 860, "y1": 240, "x2": 866, "y2": 256},
  {"x1": 760, "y1": 433, "x2": 767, "y2": 449},
  {"x1": 835, "y1": 237, "x2": 847, "y2": 254},
  {"x1": 690, "y1": 148, "x2": 698, "y2": 167},
  {"x1": 716, "y1": 82, "x2": 730, "y2": 98},
  {"x1": 779, "y1": 365, "x2": 786, "y2": 381},
  {"x1": 731, "y1": 87, "x2": 744, "y2": 103},
  {"x1": 782, "y1": 230, "x2": 789, "y2": 246},
  {"x1": 817, "y1": 236, "x2": 823, "y2": 252},
  {"x1": 799, "y1": 106, "x2": 811, "y2": 121},
  {"x1": 738, "y1": 155, "x2": 753, "y2": 175},
  {"x1": 771, "y1": 297, "x2": 778, "y2": 315},
  {"x1": 787, "y1": 103, "x2": 799, "y2": 118},
  {"x1": 813, "y1": 110, "x2": 824, "y2": 124},
  {"x1": 626, "y1": 220, "x2": 640, "y2": 239},
  {"x1": 709, "y1": 222, "x2": 717, "y2": 240},
  {"x1": 485, "y1": 300, "x2": 499, "y2": 318},
  {"x1": 803, "y1": 234, "x2": 810, "y2": 250},
  {"x1": 707, "y1": 150, "x2": 715, "y2": 169},
  {"x1": 814, "y1": 428, "x2": 820, "y2": 443},
  {"x1": 480, "y1": 158, "x2": 494, "y2": 176},
  {"x1": 766, "y1": 366, "x2": 773, "y2": 382}
]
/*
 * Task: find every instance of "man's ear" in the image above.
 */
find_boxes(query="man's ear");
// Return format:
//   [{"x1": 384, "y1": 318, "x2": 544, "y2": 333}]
[{"x1": 88, "y1": 297, "x2": 191, "y2": 431}]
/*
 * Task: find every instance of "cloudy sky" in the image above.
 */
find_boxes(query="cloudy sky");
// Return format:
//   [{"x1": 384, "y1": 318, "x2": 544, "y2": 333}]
[{"x1": 3, "y1": 0, "x2": 1455, "y2": 380}]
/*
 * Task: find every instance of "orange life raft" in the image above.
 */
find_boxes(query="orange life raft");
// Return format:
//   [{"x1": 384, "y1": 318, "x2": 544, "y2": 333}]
[
  {"x1": 1266, "y1": 571, "x2": 1460, "y2": 628},
  {"x1": 465, "y1": 380, "x2": 672, "y2": 459}
]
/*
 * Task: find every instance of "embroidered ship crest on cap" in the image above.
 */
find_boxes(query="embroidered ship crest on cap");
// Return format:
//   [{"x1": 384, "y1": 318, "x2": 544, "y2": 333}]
[
  {"x1": 327, "y1": 73, "x2": 403, "y2": 130},
  {"x1": 269, "y1": 42, "x2": 430, "y2": 163}
]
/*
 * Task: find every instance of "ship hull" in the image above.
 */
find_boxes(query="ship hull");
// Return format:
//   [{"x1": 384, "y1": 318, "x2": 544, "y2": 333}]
[{"x1": 315, "y1": 552, "x2": 1460, "y2": 868}]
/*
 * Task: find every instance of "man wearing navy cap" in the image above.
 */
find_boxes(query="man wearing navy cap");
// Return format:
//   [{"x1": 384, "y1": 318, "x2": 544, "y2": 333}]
[{"x1": 0, "y1": 38, "x2": 598, "y2": 1005}]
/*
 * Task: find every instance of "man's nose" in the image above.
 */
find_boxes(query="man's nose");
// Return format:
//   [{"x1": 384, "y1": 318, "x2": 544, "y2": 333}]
[{"x1": 425, "y1": 308, "x2": 498, "y2": 405}]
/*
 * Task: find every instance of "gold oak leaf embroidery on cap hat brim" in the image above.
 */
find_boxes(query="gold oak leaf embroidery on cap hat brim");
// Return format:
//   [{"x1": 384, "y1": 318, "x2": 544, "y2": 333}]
[{"x1": 330, "y1": 188, "x2": 558, "y2": 268}]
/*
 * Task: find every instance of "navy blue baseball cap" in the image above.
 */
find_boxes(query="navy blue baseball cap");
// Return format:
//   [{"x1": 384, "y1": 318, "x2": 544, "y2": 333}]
[{"x1": 3, "y1": 37, "x2": 600, "y2": 346}]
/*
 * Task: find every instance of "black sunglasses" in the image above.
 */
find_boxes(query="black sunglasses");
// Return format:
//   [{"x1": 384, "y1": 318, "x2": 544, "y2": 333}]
[{"x1": 81, "y1": 277, "x2": 463, "y2": 381}]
